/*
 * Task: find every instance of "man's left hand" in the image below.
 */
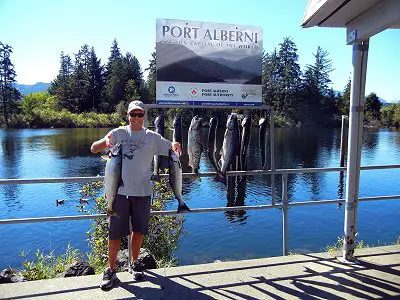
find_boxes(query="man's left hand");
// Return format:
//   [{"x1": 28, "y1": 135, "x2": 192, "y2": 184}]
[{"x1": 172, "y1": 142, "x2": 182, "y2": 156}]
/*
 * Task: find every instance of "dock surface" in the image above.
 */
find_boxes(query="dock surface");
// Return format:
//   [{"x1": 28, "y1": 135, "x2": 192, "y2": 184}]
[{"x1": 1, "y1": 245, "x2": 399, "y2": 299}]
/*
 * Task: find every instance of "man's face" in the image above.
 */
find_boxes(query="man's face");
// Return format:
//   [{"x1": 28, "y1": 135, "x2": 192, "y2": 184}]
[{"x1": 128, "y1": 109, "x2": 145, "y2": 127}]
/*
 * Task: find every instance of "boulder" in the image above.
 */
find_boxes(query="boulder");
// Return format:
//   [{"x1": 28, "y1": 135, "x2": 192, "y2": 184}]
[
  {"x1": 116, "y1": 249, "x2": 130, "y2": 272},
  {"x1": 0, "y1": 268, "x2": 26, "y2": 284},
  {"x1": 116, "y1": 248, "x2": 157, "y2": 271},
  {"x1": 138, "y1": 248, "x2": 157, "y2": 269},
  {"x1": 60, "y1": 260, "x2": 95, "y2": 277}
]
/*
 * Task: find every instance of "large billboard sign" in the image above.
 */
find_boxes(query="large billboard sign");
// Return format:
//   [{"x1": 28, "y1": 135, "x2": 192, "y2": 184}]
[{"x1": 156, "y1": 19, "x2": 263, "y2": 106}]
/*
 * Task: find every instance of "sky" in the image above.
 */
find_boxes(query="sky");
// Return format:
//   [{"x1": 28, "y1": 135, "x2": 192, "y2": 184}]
[{"x1": 1, "y1": 0, "x2": 399, "y2": 102}]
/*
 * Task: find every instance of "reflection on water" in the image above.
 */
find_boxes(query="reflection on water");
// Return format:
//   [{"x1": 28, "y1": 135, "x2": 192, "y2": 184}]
[
  {"x1": 225, "y1": 157, "x2": 248, "y2": 225},
  {"x1": 1, "y1": 126, "x2": 400, "y2": 269},
  {"x1": 1, "y1": 130, "x2": 23, "y2": 209}
]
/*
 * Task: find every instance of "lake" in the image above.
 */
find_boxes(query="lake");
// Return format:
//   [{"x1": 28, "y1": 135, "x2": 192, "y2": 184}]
[{"x1": 0, "y1": 126, "x2": 399, "y2": 269}]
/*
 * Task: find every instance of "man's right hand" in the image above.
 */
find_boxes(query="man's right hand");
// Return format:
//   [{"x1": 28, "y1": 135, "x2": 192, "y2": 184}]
[
  {"x1": 105, "y1": 133, "x2": 114, "y2": 148},
  {"x1": 91, "y1": 133, "x2": 113, "y2": 153}
]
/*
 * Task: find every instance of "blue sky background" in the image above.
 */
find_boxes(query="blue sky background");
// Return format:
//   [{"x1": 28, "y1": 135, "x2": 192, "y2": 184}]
[{"x1": 1, "y1": 0, "x2": 399, "y2": 102}]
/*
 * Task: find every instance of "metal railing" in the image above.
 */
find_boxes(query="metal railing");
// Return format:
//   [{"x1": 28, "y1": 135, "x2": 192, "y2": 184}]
[
  {"x1": 1, "y1": 104, "x2": 400, "y2": 257},
  {"x1": 1, "y1": 164, "x2": 400, "y2": 255}
]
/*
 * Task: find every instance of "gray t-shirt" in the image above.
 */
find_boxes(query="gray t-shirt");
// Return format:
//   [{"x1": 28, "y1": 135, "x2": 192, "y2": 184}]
[{"x1": 108, "y1": 126, "x2": 172, "y2": 196}]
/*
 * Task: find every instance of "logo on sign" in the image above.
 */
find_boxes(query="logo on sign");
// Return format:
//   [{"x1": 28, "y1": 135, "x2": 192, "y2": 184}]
[
  {"x1": 189, "y1": 88, "x2": 199, "y2": 98},
  {"x1": 241, "y1": 88, "x2": 257, "y2": 99},
  {"x1": 163, "y1": 85, "x2": 179, "y2": 98}
]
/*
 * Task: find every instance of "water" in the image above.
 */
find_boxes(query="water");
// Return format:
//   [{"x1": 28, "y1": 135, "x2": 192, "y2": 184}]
[{"x1": 0, "y1": 127, "x2": 399, "y2": 269}]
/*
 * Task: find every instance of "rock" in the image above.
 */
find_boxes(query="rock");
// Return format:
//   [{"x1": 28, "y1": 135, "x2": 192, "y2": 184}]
[
  {"x1": 115, "y1": 248, "x2": 157, "y2": 271},
  {"x1": 0, "y1": 268, "x2": 26, "y2": 284},
  {"x1": 61, "y1": 260, "x2": 95, "y2": 277},
  {"x1": 138, "y1": 248, "x2": 157, "y2": 270},
  {"x1": 116, "y1": 249, "x2": 130, "y2": 272}
]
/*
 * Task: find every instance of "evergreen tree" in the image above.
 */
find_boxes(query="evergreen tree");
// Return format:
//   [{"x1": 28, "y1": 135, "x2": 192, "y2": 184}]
[
  {"x1": 49, "y1": 51, "x2": 73, "y2": 111},
  {"x1": 321, "y1": 88, "x2": 340, "y2": 120},
  {"x1": 364, "y1": 92, "x2": 382, "y2": 120},
  {"x1": 108, "y1": 39, "x2": 122, "y2": 65},
  {"x1": 300, "y1": 67, "x2": 320, "y2": 121},
  {"x1": 308, "y1": 47, "x2": 333, "y2": 94},
  {"x1": 125, "y1": 79, "x2": 141, "y2": 102},
  {"x1": 262, "y1": 49, "x2": 280, "y2": 108},
  {"x1": 103, "y1": 39, "x2": 125, "y2": 112},
  {"x1": 87, "y1": 47, "x2": 105, "y2": 112},
  {"x1": 122, "y1": 52, "x2": 143, "y2": 102},
  {"x1": 277, "y1": 38, "x2": 301, "y2": 119},
  {"x1": 70, "y1": 44, "x2": 91, "y2": 112},
  {"x1": 0, "y1": 42, "x2": 21, "y2": 127},
  {"x1": 300, "y1": 47, "x2": 334, "y2": 124},
  {"x1": 145, "y1": 51, "x2": 156, "y2": 103},
  {"x1": 103, "y1": 41, "x2": 145, "y2": 112},
  {"x1": 337, "y1": 79, "x2": 351, "y2": 115}
]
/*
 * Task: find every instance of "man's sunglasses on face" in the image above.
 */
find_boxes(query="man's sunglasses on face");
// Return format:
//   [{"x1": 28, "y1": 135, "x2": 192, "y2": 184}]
[{"x1": 129, "y1": 112, "x2": 145, "y2": 118}]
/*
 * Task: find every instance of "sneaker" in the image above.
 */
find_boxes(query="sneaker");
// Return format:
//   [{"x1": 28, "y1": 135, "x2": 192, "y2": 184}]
[
  {"x1": 100, "y1": 267, "x2": 117, "y2": 290},
  {"x1": 129, "y1": 261, "x2": 145, "y2": 281}
]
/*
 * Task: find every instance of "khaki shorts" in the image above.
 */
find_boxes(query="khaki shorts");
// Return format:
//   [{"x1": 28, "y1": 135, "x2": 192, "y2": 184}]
[{"x1": 108, "y1": 194, "x2": 151, "y2": 240}]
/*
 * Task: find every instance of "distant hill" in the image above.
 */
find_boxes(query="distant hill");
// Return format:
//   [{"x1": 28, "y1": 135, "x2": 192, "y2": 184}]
[
  {"x1": 14, "y1": 82, "x2": 50, "y2": 95},
  {"x1": 205, "y1": 55, "x2": 261, "y2": 76},
  {"x1": 156, "y1": 42, "x2": 260, "y2": 84},
  {"x1": 379, "y1": 97, "x2": 388, "y2": 104}
]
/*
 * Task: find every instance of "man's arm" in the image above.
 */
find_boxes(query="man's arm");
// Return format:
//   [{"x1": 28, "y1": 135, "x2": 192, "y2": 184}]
[
  {"x1": 90, "y1": 138, "x2": 107, "y2": 153},
  {"x1": 91, "y1": 133, "x2": 113, "y2": 153}
]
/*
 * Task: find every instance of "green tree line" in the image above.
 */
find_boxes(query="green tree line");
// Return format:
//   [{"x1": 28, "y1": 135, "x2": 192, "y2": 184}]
[{"x1": 0, "y1": 38, "x2": 398, "y2": 128}]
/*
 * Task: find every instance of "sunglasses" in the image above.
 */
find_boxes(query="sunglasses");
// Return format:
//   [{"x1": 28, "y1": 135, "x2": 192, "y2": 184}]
[{"x1": 129, "y1": 112, "x2": 145, "y2": 118}]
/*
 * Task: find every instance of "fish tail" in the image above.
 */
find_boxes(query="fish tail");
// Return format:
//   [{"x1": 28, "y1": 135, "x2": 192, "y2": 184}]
[
  {"x1": 106, "y1": 208, "x2": 119, "y2": 217},
  {"x1": 177, "y1": 202, "x2": 191, "y2": 213}
]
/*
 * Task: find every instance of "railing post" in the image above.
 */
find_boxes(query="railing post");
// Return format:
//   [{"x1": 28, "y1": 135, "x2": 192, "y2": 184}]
[
  {"x1": 282, "y1": 173, "x2": 288, "y2": 256},
  {"x1": 341, "y1": 40, "x2": 369, "y2": 263}
]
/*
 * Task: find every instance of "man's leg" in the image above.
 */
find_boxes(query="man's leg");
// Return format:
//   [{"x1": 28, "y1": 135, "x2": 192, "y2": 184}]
[
  {"x1": 100, "y1": 238, "x2": 121, "y2": 290},
  {"x1": 100, "y1": 194, "x2": 130, "y2": 290},
  {"x1": 129, "y1": 196, "x2": 151, "y2": 280},
  {"x1": 130, "y1": 231, "x2": 145, "y2": 280},
  {"x1": 130, "y1": 231, "x2": 144, "y2": 262},
  {"x1": 109, "y1": 238, "x2": 121, "y2": 271}
]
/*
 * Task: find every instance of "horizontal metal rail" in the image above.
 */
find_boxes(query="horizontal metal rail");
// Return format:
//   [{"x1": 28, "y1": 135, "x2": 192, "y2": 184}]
[
  {"x1": 1, "y1": 195, "x2": 399, "y2": 225},
  {"x1": 1, "y1": 164, "x2": 400, "y2": 185}
]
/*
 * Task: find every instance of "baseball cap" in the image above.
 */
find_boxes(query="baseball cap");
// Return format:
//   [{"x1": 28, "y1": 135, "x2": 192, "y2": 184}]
[{"x1": 127, "y1": 101, "x2": 146, "y2": 113}]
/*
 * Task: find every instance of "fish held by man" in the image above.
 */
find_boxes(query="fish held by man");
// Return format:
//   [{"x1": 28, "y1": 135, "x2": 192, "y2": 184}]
[
  {"x1": 187, "y1": 115, "x2": 203, "y2": 173},
  {"x1": 168, "y1": 149, "x2": 191, "y2": 213},
  {"x1": 207, "y1": 116, "x2": 220, "y2": 173},
  {"x1": 103, "y1": 144, "x2": 122, "y2": 217},
  {"x1": 215, "y1": 113, "x2": 240, "y2": 185}
]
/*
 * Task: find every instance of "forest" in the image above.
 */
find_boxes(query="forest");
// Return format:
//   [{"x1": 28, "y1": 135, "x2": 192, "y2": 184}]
[{"x1": 0, "y1": 38, "x2": 398, "y2": 128}]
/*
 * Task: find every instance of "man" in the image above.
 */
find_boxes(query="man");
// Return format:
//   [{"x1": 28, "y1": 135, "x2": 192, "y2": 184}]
[{"x1": 90, "y1": 100, "x2": 181, "y2": 290}]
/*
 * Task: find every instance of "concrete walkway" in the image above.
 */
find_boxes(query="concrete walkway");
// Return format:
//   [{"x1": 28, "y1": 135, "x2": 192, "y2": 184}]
[{"x1": 1, "y1": 245, "x2": 399, "y2": 299}]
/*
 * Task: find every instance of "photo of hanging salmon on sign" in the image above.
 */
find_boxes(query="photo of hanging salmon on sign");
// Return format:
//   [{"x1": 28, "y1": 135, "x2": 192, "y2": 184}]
[{"x1": 155, "y1": 18, "x2": 263, "y2": 107}]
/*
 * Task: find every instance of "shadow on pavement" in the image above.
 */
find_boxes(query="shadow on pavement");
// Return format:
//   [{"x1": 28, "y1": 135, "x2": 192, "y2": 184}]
[{"x1": 3, "y1": 249, "x2": 400, "y2": 299}]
